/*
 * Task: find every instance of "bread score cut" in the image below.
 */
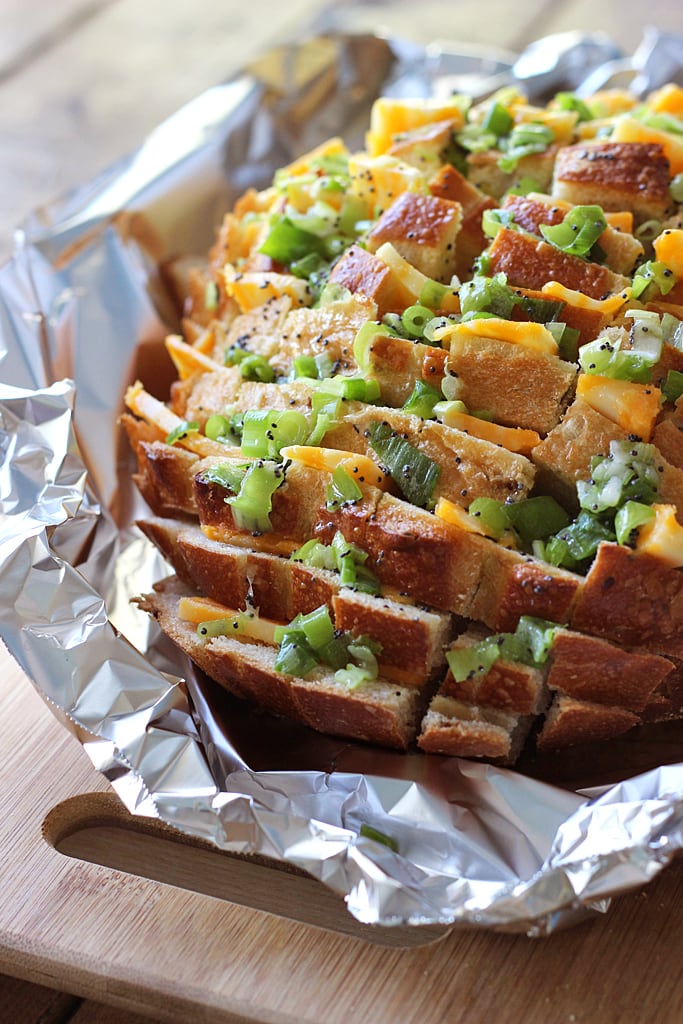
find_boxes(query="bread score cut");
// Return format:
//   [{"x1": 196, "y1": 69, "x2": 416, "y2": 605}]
[{"x1": 126, "y1": 82, "x2": 683, "y2": 764}]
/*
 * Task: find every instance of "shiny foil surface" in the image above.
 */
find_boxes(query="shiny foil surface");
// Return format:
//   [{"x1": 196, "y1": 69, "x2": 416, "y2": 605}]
[{"x1": 2, "y1": 30, "x2": 683, "y2": 935}]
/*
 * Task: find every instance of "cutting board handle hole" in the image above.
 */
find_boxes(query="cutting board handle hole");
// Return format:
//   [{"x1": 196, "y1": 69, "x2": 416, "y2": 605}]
[{"x1": 43, "y1": 792, "x2": 449, "y2": 948}]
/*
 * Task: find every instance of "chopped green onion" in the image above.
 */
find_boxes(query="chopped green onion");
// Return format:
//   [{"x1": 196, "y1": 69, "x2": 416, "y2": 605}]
[
  {"x1": 577, "y1": 440, "x2": 660, "y2": 513},
  {"x1": 290, "y1": 531, "x2": 379, "y2": 594},
  {"x1": 540, "y1": 205, "x2": 607, "y2": 259},
  {"x1": 418, "y1": 279, "x2": 455, "y2": 310},
  {"x1": 240, "y1": 409, "x2": 309, "y2": 460},
  {"x1": 543, "y1": 510, "x2": 616, "y2": 571},
  {"x1": 481, "y1": 207, "x2": 517, "y2": 239},
  {"x1": 196, "y1": 461, "x2": 248, "y2": 494},
  {"x1": 224, "y1": 344, "x2": 248, "y2": 365},
  {"x1": 459, "y1": 272, "x2": 517, "y2": 320},
  {"x1": 166, "y1": 420, "x2": 199, "y2": 446},
  {"x1": 326, "y1": 465, "x2": 363, "y2": 512},
  {"x1": 497, "y1": 123, "x2": 554, "y2": 172},
  {"x1": 504, "y1": 495, "x2": 571, "y2": 544},
  {"x1": 483, "y1": 101, "x2": 514, "y2": 137},
  {"x1": 204, "y1": 280, "x2": 219, "y2": 311},
  {"x1": 353, "y1": 322, "x2": 395, "y2": 374},
  {"x1": 467, "y1": 497, "x2": 509, "y2": 540},
  {"x1": 367, "y1": 420, "x2": 440, "y2": 508},
  {"x1": 662, "y1": 313, "x2": 683, "y2": 351},
  {"x1": 552, "y1": 92, "x2": 592, "y2": 122},
  {"x1": 614, "y1": 500, "x2": 656, "y2": 546},
  {"x1": 456, "y1": 123, "x2": 498, "y2": 154},
  {"x1": 259, "y1": 216, "x2": 320, "y2": 263},
  {"x1": 292, "y1": 355, "x2": 319, "y2": 379},
  {"x1": 401, "y1": 304, "x2": 435, "y2": 339},
  {"x1": 670, "y1": 173, "x2": 683, "y2": 204},
  {"x1": 662, "y1": 369, "x2": 683, "y2": 403},
  {"x1": 545, "y1": 321, "x2": 580, "y2": 362},
  {"x1": 359, "y1": 824, "x2": 399, "y2": 853},
  {"x1": 401, "y1": 380, "x2": 442, "y2": 419},
  {"x1": 197, "y1": 615, "x2": 245, "y2": 638},
  {"x1": 514, "y1": 616, "x2": 558, "y2": 665},
  {"x1": 334, "y1": 662, "x2": 374, "y2": 689},
  {"x1": 578, "y1": 330, "x2": 657, "y2": 383},
  {"x1": 226, "y1": 461, "x2": 286, "y2": 533},
  {"x1": 631, "y1": 260, "x2": 676, "y2": 299},
  {"x1": 204, "y1": 414, "x2": 234, "y2": 443},
  {"x1": 238, "y1": 353, "x2": 275, "y2": 383},
  {"x1": 505, "y1": 176, "x2": 541, "y2": 197},
  {"x1": 446, "y1": 640, "x2": 501, "y2": 681},
  {"x1": 518, "y1": 296, "x2": 564, "y2": 324},
  {"x1": 636, "y1": 219, "x2": 662, "y2": 243},
  {"x1": 635, "y1": 110, "x2": 683, "y2": 135},
  {"x1": 274, "y1": 631, "x2": 319, "y2": 676}
]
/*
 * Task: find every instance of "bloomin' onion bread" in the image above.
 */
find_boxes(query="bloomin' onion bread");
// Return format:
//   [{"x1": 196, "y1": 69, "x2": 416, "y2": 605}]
[{"x1": 126, "y1": 81, "x2": 683, "y2": 764}]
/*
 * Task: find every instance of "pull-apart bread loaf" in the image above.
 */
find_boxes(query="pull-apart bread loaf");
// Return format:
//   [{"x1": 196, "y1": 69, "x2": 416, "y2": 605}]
[{"x1": 125, "y1": 83, "x2": 683, "y2": 763}]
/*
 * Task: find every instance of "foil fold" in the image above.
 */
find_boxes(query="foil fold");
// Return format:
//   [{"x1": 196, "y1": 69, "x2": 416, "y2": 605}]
[{"x1": 1, "y1": 30, "x2": 683, "y2": 935}]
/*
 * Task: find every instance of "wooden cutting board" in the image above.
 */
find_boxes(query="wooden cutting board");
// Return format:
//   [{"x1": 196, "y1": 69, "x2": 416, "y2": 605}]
[{"x1": 2, "y1": 647, "x2": 683, "y2": 1024}]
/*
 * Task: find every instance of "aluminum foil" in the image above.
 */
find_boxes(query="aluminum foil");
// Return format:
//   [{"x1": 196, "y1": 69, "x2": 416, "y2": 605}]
[{"x1": 2, "y1": 30, "x2": 683, "y2": 936}]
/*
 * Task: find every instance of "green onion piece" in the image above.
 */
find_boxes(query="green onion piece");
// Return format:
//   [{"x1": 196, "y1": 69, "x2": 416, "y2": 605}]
[
  {"x1": 359, "y1": 824, "x2": 399, "y2": 853},
  {"x1": 670, "y1": 173, "x2": 683, "y2": 204},
  {"x1": 204, "y1": 414, "x2": 233, "y2": 443},
  {"x1": 577, "y1": 440, "x2": 660, "y2": 514},
  {"x1": 635, "y1": 219, "x2": 662, "y2": 243},
  {"x1": 204, "y1": 280, "x2": 219, "y2": 311},
  {"x1": 518, "y1": 296, "x2": 564, "y2": 324},
  {"x1": 456, "y1": 123, "x2": 498, "y2": 154},
  {"x1": 483, "y1": 101, "x2": 514, "y2": 137},
  {"x1": 224, "y1": 345, "x2": 248, "y2": 366},
  {"x1": 240, "y1": 409, "x2": 309, "y2": 460},
  {"x1": 497, "y1": 123, "x2": 554, "y2": 172},
  {"x1": 196, "y1": 461, "x2": 248, "y2": 493},
  {"x1": 459, "y1": 272, "x2": 517, "y2": 319},
  {"x1": 353, "y1": 322, "x2": 395, "y2": 374},
  {"x1": 290, "y1": 538, "x2": 336, "y2": 570},
  {"x1": 418, "y1": 279, "x2": 452, "y2": 310},
  {"x1": 326, "y1": 465, "x2": 363, "y2": 512},
  {"x1": 334, "y1": 663, "x2": 372, "y2": 688},
  {"x1": 662, "y1": 369, "x2": 683, "y2": 403},
  {"x1": 636, "y1": 110, "x2": 683, "y2": 135},
  {"x1": 293, "y1": 355, "x2": 318, "y2": 379},
  {"x1": 228, "y1": 412, "x2": 244, "y2": 441},
  {"x1": 553, "y1": 92, "x2": 592, "y2": 122},
  {"x1": 481, "y1": 207, "x2": 517, "y2": 239},
  {"x1": 165, "y1": 420, "x2": 199, "y2": 446},
  {"x1": 540, "y1": 205, "x2": 607, "y2": 258},
  {"x1": 544, "y1": 510, "x2": 616, "y2": 571},
  {"x1": 401, "y1": 304, "x2": 434, "y2": 339},
  {"x1": 401, "y1": 380, "x2": 442, "y2": 419},
  {"x1": 424, "y1": 316, "x2": 452, "y2": 344},
  {"x1": 505, "y1": 495, "x2": 571, "y2": 544},
  {"x1": 293, "y1": 604, "x2": 335, "y2": 651},
  {"x1": 662, "y1": 313, "x2": 683, "y2": 351},
  {"x1": 614, "y1": 500, "x2": 656, "y2": 546},
  {"x1": 632, "y1": 260, "x2": 676, "y2": 299},
  {"x1": 514, "y1": 616, "x2": 558, "y2": 665},
  {"x1": 578, "y1": 333, "x2": 656, "y2": 383},
  {"x1": 239, "y1": 353, "x2": 275, "y2": 383},
  {"x1": 367, "y1": 420, "x2": 440, "y2": 508},
  {"x1": 227, "y1": 461, "x2": 285, "y2": 533},
  {"x1": 259, "y1": 215, "x2": 320, "y2": 263},
  {"x1": 197, "y1": 615, "x2": 245, "y2": 638},
  {"x1": 467, "y1": 497, "x2": 509, "y2": 539},
  {"x1": 290, "y1": 251, "x2": 328, "y2": 280},
  {"x1": 505, "y1": 176, "x2": 541, "y2": 197},
  {"x1": 446, "y1": 641, "x2": 501, "y2": 681},
  {"x1": 274, "y1": 631, "x2": 319, "y2": 676},
  {"x1": 545, "y1": 322, "x2": 580, "y2": 362}
]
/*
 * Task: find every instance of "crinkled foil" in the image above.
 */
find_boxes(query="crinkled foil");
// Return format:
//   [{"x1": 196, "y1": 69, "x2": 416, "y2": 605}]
[{"x1": 2, "y1": 30, "x2": 683, "y2": 936}]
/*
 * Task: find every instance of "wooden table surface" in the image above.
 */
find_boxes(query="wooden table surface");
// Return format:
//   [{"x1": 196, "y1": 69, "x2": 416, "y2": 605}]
[{"x1": 2, "y1": 1, "x2": 683, "y2": 1022}]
